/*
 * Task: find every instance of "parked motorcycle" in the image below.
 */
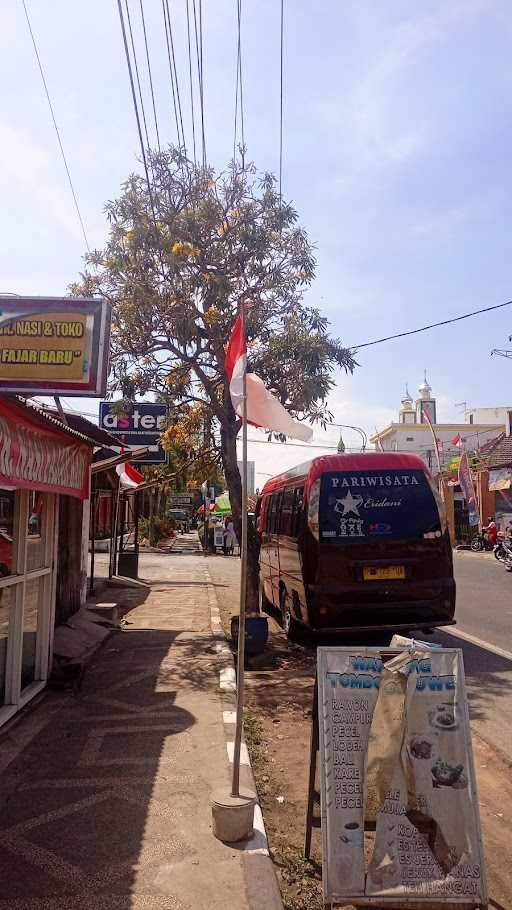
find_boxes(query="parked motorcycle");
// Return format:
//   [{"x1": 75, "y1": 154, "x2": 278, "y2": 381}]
[
  {"x1": 502, "y1": 537, "x2": 512, "y2": 572},
  {"x1": 494, "y1": 536, "x2": 508, "y2": 562}
]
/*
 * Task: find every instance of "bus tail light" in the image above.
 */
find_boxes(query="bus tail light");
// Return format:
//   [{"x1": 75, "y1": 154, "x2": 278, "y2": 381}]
[{"x1": 308, "y1": 478, "x2": 321, "y2": 540}]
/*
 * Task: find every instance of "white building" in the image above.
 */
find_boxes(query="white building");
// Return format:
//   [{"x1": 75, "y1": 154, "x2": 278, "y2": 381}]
[
  {"x1": 370, "y1": 376, "x2": 504, "y2": 472},
  {"x1": 466, "y1": 406, "x2": 512, "y2": 435}
]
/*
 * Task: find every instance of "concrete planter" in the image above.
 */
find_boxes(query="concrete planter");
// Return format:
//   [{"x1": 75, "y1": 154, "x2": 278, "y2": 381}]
[{"x1": 89, "y1": 533, "x2": 130, "y2": 553}]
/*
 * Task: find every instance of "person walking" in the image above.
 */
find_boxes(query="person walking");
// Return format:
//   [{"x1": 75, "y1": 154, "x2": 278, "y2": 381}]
[{"x1": 224, "y1": 517, "x2": 237, "y2": 556}]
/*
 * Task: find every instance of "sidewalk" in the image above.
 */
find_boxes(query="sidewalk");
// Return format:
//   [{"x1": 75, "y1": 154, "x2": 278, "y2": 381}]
[{"x1": 0, "y1": 542, "x2": 280, "y2": 910}]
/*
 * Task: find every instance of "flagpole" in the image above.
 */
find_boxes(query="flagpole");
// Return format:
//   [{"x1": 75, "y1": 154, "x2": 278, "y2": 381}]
[{"x1": 232, "y1": 301, "x2": 248, "y2": 799}]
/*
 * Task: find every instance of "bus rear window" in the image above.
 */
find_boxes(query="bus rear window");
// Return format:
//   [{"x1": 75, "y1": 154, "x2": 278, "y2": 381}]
[{"x1": 319, "y1": 470, "x2": 441, "y2": 542}]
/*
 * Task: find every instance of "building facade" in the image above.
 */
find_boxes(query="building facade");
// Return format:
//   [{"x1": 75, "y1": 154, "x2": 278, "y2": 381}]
[
  {"x1": 370, "y1": 376, "x2": 503, "y2": 473},
  {"x1": 0, "y1": 397, "x2": 94, "y2": 727}
]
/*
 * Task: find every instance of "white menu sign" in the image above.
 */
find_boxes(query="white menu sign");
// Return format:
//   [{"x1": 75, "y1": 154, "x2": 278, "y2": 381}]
[{"x1": 317, "y1": 646, "x2": 487, "y2": 907}]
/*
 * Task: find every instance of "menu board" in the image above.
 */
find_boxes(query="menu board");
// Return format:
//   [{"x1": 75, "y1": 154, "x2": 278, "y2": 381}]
[{"x1": 317, "y1": 647, "x2": 487, "y2": 907}]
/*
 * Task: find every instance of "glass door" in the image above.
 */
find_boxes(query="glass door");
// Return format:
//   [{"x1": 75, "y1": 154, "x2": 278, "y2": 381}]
[{"x1": 0, "y1": 489, "x2": 56, "y2": 724}]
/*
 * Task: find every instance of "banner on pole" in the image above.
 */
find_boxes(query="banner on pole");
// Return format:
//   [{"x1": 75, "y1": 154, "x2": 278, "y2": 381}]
[{"x1": 458, "y1": 452, "x2": 479, "y2": 526}]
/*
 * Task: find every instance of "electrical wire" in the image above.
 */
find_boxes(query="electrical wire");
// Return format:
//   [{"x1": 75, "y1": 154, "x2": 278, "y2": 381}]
[
  {"x1": 116, "y1": 0, "x2": 160, "y2": 234},
  {"x1": 124, "y1": 0, "x2": 151, "y2": 155},
  {"x1": 192, "y1": 0, "x2": 206, "y2": 166},
  {"x1": 162, "y1": 0, "x2": 183, "y2": 147},
  {"x1": 165, "y1": 0, "x2": 187, "y2": 153},
  {"x1": 22, "y1": 0, "x2": 91, "y2": 255},
  {"x1": 233, "y1": 0, "x2": 245, "y2": 164},
  {"x1": 350, "y1": 299, "x2": 512, "y2": 352},
  {"x1": 185, "y1": 0, "x2": 197, "y2": 164},
  {"x1": 279, "y1": 0, "x2": 284, "y2": 206},
  {"x1": 139, "y1": 0, "x2": 161, "y2": 153}
]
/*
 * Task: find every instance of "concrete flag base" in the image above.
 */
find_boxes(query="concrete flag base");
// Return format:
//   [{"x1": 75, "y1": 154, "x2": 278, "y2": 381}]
[{"x1": 211, "y1": 788, "x2": 256, "y2": 843}]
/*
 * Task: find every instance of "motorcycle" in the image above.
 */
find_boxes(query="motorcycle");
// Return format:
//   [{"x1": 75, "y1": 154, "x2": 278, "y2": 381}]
[
  {"x1": 494, "y1": 535, "x2": 508, "y2": 562},
  {"x1": 470, "y1": 531, "x2": 500, "y2": 553},
  {"x1": 502, "y1": 537, "x2": 512, "y2": 572}
]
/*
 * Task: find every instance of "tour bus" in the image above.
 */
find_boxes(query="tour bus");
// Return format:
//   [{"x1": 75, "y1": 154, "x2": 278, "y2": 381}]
[{"x1": 256, "y1": 452, "x2": 455, "y2": 636}]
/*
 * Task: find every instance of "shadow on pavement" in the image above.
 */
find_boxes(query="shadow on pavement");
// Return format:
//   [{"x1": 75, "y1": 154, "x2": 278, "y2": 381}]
[{"x1": 0, "y1": 584, "x2": 212, "y2": 908}]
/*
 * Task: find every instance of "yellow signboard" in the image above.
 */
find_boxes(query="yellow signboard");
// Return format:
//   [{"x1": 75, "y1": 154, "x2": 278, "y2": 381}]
[{"x1": 0, "y1": 297, "x2": 110, "y2": 396}]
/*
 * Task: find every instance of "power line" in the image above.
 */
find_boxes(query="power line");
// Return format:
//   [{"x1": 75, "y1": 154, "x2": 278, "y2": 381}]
[
  {"x1": 139, "y1": 0, "x2": 161, "y2": 153},
  {"x1": 22, "y1": 0, "x2": 91, "y2": 255},
  {"x1": 192, "y1": 0, "x2": 206, "y2": 166},
  {"x1": 279, "y1": 0, "x2": 284, "y2": 206},
  {"x1": 351, "y1": 299, "x2": 512, "y2": 352},
  {"x1": 233, "y1": 0, "x2": 245, "y2": 164},
  {"x1": 165, "y1": 0, "x2": 186, "y2": 153},
  {"x1": 124, "y1": 0, "x2": 151, "y2": 155},
  {"x1": 238, "y1": 437, "x2": 337, "y2": 450},
  {"x1": 116, "y1": 0, "x2": 160, "y2": 232},
  {"x1": 162, "y1": 0, "x2": 183, "y2": 147},
  {"x1": 185, "y1": 0, "x2": 197, "y2": 164}
]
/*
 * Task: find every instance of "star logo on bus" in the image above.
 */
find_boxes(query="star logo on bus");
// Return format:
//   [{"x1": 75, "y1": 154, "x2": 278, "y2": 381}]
[{"x1": 335, "y1": 490, "x2": 363, "y2": 517}]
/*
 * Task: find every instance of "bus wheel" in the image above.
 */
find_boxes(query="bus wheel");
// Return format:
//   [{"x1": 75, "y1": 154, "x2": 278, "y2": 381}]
[
  {"x1": 280, "y1": 587, "x2": 296, "y2": 639},
  {"x1": 258, "y1": 579, "x2": 271, "y2": 614}
]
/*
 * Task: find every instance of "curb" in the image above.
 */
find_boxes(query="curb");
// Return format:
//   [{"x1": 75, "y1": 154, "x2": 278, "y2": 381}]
[{"x1": 204, "y1": 565, "x2": 284, "y2": 910}]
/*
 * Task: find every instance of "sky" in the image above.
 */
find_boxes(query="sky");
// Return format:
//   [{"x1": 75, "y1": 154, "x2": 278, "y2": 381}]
[{"x1": 2, "y1": 0, "x2": 512, "y2": 490}]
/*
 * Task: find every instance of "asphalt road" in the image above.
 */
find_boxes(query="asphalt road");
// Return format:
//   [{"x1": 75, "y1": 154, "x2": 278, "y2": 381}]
[{"x1": 431, "y1": 550, "x2": 512, "y2": 762}]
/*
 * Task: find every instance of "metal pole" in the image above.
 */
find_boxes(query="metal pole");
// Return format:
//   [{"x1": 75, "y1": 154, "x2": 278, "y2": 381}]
[
  {"x1": 134, "y1": 491, "x2": 140, "y2": 553},
  {"x1": 232, "y1": 304, "x2": 248, "y2": 798},
  {"x1": 89, "y1": 490, "x2": 97, "y2": 595}
]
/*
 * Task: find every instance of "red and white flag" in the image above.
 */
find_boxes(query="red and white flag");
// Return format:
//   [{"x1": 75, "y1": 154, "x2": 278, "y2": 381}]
[
  {"x1": 225, "y1": 312, "x2": 313, "y2": 442},
  {"x1": 116, "y1": 461, "x2": 144, "y2": 489},
  {"x1": 452, "y1": 434, "x2": 462, "y2": 448}
]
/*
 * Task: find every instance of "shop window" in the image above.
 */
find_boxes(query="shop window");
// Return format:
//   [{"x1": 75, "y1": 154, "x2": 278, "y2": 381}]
[
  {"x1": 26, "y1": 494, "x2": 48, "y2": 573},
  {"x1": 0, "y1": 491, "x2": 14, "y2": 577},
  {"x1": 0, "y1": 585, "x2": 15, "y2": 704},
  {"x1": 21, "y1": 576, "x2": 44, "y2": 691}
]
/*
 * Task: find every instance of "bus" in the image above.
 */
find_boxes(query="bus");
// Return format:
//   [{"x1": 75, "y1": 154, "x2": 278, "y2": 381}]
[{"x1": 256, "y1": 452, "x2": 456, "y2": 636}]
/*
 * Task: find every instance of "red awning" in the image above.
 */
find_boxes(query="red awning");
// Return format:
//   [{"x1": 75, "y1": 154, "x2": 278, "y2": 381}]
[{"x1": 0, "y1": 397, "x2": 92, "y2": 499}]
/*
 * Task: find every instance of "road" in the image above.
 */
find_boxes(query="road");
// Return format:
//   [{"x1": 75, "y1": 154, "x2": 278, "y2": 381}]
[{"x1": 431, "y1": 550, "x2": 512, "y2": 762}]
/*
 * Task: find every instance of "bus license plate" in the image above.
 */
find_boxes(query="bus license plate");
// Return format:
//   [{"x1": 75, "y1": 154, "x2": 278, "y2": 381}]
[{"x1": 363, "y1": 566, "x2": 405, "y2": 581}]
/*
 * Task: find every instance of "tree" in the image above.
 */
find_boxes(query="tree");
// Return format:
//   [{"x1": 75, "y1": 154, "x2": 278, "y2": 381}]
[{"x1": 71, "y1": 148, "x2": 356, "y2": 609}]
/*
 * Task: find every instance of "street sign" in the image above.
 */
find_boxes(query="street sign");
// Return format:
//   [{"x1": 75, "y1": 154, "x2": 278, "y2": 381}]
[
  {"x1": 315, "y1": 646, "x2": 486, "y2": 908},
  {"x1": 99, "y1": 401, "x2": 167, "y2": 464},
  {"x1": 169, "y1": 494, "x2": 193, "y2": 507},
  {"x1": 0, "y1": 297, "x2": 110, "y2": 396}
]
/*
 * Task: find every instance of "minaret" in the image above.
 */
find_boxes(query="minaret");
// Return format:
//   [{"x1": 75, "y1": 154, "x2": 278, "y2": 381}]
[
  {"x1": 416, "y1": 371, "x2": 437, "y2": 424},
  {"x1": 399, "y1": 384, "x2": 416, "y2": 425}
]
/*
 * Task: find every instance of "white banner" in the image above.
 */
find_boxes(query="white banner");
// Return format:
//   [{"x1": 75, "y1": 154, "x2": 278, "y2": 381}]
[{"x1": 318, "y1": 646, "x2": 486, "y2": 907}]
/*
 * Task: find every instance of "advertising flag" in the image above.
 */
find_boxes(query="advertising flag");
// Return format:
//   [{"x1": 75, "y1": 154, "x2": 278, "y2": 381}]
[{"x1": 458, "y1": 451, "x2": 479, "y2": 526}]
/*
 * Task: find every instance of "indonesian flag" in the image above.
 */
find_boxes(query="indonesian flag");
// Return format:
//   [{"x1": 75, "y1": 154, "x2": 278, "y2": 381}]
[
  {"x1": 452, "y1": 434, "x2": 462, "y2": 448},
  {"x1": 116, "y1": 461, "x2": 144, "y2": 489},
  {"x1": 225, "y1": 313, "x2": 313, "y2": 442}
]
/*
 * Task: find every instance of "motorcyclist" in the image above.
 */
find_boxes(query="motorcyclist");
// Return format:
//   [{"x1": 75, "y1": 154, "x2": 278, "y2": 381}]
[{"x1": 485, "y1": 517, "x2": 498, "y2": 546}]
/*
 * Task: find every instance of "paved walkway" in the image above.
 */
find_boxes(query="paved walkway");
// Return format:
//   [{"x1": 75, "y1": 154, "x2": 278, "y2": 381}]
[{"x1": 0, "y1": 545, "x2": 254, "y2": 909}]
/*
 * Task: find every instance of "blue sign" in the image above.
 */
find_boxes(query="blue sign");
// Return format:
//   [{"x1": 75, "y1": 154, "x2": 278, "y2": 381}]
[{"x1": 99, "y1": 401, "x2": 167, "y2": 464}]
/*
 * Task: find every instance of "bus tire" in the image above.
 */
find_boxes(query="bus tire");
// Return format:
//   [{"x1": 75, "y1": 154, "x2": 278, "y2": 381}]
[
  {"x1": 258, "y1": 579, "x2": 272, "y2": 614},
  {"x1": 280, "y1": 587, "x2": 297, "y2": 639}
]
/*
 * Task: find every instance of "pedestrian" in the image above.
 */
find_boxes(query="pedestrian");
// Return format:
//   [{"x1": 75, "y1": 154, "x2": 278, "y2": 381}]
[{"x1": 224, "y1": 517, "x2": 237, "y2": 556}]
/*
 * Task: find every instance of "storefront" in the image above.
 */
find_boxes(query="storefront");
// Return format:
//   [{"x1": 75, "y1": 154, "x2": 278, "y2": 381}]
[{"x1": 0, "y1": 397, "x2": 92, "y2": 727}]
